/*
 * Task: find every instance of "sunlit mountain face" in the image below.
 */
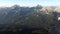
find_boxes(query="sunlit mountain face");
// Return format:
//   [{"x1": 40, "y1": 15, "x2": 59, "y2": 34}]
[{"x1": 0, "y1": 5, "x2": 60, "y2": 34}]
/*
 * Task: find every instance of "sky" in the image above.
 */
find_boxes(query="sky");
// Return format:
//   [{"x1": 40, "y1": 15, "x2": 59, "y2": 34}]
[{"x1": 0, "y1": 0, "x2": 60, "y2": 7}]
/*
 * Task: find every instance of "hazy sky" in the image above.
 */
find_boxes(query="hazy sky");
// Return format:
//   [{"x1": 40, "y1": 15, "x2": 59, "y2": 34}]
[{"x1": 0, "y1": 0, "x2": 60, "y2": 7}]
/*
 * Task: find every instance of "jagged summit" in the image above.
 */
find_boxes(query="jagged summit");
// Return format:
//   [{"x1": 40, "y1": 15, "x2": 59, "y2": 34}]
[
  {"x1": 35, "y1": 5, "x2": 42, "y2": 9},
  {"x1": 11, "y1": 5, "x2": 20, "y2": 9},
  {"x1": 12, "y1": 5, "x2": 20, "y2": 7}
]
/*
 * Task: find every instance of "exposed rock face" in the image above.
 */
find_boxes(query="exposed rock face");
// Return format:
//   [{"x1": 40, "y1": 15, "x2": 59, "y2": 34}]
[
  {"x1": 54, "y1": 6, "x2": 60, "y2": 13},
  {"x1": 40, "y1": 7, "x2": 53, "y2": 12}
]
